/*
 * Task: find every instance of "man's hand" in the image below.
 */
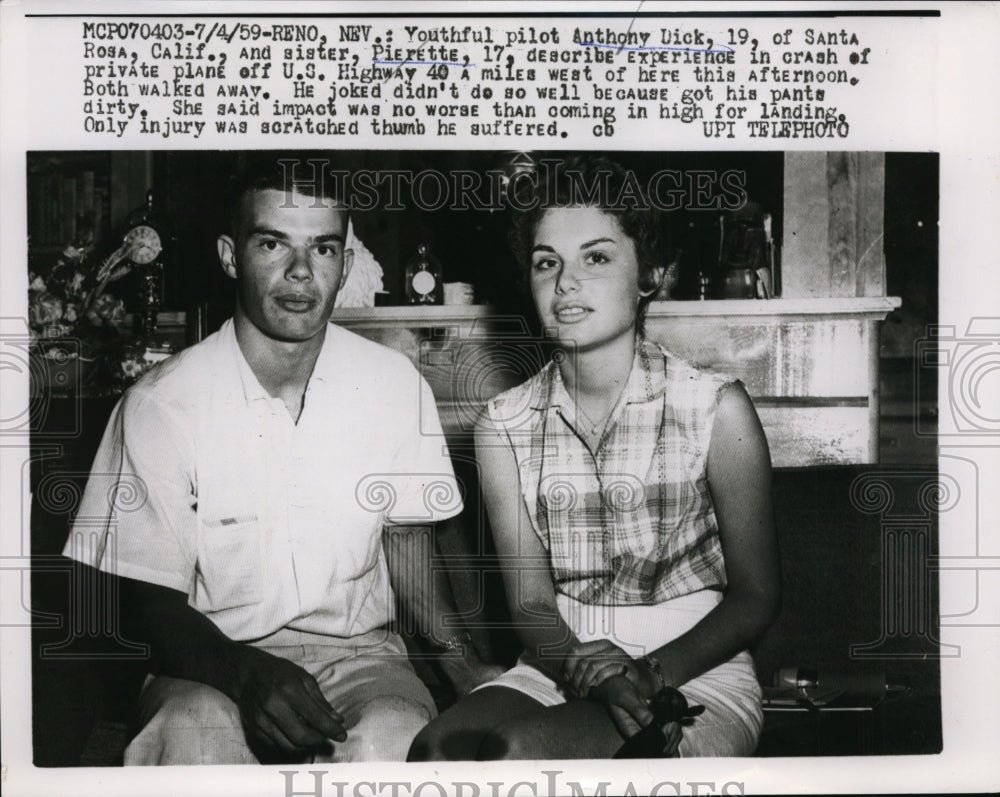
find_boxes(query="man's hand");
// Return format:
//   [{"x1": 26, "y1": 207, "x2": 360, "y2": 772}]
[
  {"x1": 117, "y1": 576, "x2": 347, "y2": 763},
  {"x1": 563, "y1": 640, "x2": 659, "y2": 699},
  {"x1": 233, "y1": 646, "x2": 346, "y2": 763}
]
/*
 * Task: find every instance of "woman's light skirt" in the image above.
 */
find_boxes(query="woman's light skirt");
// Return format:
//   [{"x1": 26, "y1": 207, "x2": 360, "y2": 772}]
[{"x1": 473, "y1": 590, "x2": 763, "y2": 756}]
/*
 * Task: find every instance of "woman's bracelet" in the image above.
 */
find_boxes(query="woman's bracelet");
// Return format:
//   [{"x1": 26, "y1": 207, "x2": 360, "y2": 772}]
[
  {"x1": 641, "y1": 654, "x2": 667, "y2": 694},
  {"x1": 437, "y1": 631, "x2": 473, "y2": 654}
]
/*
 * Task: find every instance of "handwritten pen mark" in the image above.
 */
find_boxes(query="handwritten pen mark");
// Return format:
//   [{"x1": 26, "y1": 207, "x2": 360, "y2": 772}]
[
  {"x1": 580, "y1": 42, "x2": 736, "y2": 56},
  {"x1": 618, "y1": 0, "x2": 646, "y2": 56},
  {"x1": 373, "y1": 60, "x2": 475, "y2": 67}
]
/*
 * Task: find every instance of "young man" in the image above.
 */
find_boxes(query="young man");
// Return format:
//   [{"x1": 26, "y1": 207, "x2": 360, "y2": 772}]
[{"x1": 64, "y1": 159, "x2": 498, "y2": 764}]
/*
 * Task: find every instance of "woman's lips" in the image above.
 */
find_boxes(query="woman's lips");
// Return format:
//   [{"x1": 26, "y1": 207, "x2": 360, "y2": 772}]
[{"x1": 554, "y1": 305, "x2": 591, "y2": 323}]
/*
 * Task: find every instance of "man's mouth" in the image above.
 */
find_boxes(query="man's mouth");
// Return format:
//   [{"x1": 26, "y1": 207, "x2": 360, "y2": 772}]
[{"x1": 275, "y1": 294, "x2": 318, "y2": 313}]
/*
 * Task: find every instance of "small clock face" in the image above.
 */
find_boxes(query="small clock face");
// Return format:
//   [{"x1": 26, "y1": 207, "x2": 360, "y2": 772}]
[{"x1": 126, "y1": 225, "x2": 162, "y2": 265}]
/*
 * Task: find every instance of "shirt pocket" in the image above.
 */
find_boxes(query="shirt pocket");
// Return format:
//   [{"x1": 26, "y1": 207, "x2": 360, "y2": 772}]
[{"x1": 196, "y1": 514, "x2": 264, "y2": 611}]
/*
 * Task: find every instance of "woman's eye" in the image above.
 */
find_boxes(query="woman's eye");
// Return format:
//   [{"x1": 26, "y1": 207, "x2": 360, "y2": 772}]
[
  {"x1": 533, "y1": 257, "x2": 558, "y2": 271},
  {"x1": 585, "y1": 251, "x2": 610, "y2": 265}
]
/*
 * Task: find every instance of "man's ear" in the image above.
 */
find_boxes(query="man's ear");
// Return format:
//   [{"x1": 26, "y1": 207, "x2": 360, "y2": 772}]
[
  {"x1": 639, "y1": 265, "x2": 666, "y2": 298},
  {"x1": 217, "y1": 235, "x2": 238, "y2": 280},
  {"x1": 340, "y1": 248, "x2": 354, "y2": 290}
]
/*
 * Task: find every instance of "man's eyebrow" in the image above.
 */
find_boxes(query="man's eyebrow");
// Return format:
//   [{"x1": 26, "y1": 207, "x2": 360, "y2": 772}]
[
  {"x1": 246, "y1": 227, "x2": 344, "y2": 244},
  {"x1": 246, "y1": 226, "x2": 289, "y2": 240}
]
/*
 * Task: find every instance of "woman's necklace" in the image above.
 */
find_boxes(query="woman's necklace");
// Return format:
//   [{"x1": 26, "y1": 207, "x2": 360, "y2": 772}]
[
  {"x1": 578, "y1": 403, "x2": 614, "y2": 437},
  {"x1": 576, "y1": 378, "x2": 629, "y2": 443}
]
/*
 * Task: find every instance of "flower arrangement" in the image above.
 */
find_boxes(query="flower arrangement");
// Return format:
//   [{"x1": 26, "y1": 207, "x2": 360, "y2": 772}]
[
  {"x1": 28, "y1": 232, "x2": 142, "y2": 392},
  {"x1": 28, "y1": 233, "x2": 137, "y2": 343}
]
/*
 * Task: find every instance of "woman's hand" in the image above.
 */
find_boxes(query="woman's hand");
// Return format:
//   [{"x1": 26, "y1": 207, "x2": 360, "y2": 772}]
[
  {"x1": 563, "y1": 640, "x2": 660, "y2": 699},
  {"x1": 588, "y1": 674, "x2": 655, "y2": 739}
]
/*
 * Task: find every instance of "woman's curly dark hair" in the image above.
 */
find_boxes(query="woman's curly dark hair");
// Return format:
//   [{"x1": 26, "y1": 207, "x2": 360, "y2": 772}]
[{"x1": 508, "y1": 155, "x2": 668, "y2": 334}]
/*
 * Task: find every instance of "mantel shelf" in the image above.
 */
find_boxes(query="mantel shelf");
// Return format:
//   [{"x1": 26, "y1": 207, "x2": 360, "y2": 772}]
[
  {"x1": 330, "y1": 297, "x2": 902, "y2": 329},
  {"x1": 331, "y1": 296, "x2": 902, "y2": 467}
]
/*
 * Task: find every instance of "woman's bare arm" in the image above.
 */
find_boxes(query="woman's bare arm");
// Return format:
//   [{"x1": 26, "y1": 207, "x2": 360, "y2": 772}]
[
  {"x1": 474, "y1": 414, "x2": 579, "y2": 685},
  {"x1": 644, "y1": 383, "x2": 782, "y2": 688}
]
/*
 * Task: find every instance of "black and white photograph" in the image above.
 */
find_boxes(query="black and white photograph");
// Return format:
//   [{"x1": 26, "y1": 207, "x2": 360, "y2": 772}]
[
  {"x1": 23, "y1": 147, "x2": 939, "y2": 766},
  {"x1": 1, "y1": 4, "x2": 997, "y2": 797}
]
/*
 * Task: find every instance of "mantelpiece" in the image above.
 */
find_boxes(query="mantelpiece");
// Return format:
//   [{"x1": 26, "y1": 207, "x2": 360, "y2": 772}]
[{"x1": 331, "y1": 297, "x2": 901, "y2": 468}]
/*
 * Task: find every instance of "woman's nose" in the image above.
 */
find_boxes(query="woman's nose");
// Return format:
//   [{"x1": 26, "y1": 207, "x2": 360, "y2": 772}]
[{"x1": 555, "y1": 263, "x2": 581, "y2": 294}]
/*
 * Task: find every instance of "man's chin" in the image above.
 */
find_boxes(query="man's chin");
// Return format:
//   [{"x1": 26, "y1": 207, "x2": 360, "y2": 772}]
[
  {"x1": 235, "y1": 306, "x2": 333, "y2": 346},
  {"x1": 270, "y1": 323, "x2": 328, "y2": 343},
  {"x1": 252, "y1": 317, "x2": 329, "y2": 345}
]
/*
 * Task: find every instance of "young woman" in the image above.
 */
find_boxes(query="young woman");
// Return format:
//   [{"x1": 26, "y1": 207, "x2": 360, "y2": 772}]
[{"x1": 409, "y1": 156, "x2": 781, "y2": 760}]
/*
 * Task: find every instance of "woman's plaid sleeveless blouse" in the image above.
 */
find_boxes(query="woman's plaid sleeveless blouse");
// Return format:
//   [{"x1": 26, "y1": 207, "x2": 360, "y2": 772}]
[{"x1": 486, "y1": 339, "x2": 738, "y2": 605}]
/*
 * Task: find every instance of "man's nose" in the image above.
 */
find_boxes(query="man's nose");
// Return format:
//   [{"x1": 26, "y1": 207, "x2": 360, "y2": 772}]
[{"x1": 285, "y1": 246, "x2": 313, "y2": 280}]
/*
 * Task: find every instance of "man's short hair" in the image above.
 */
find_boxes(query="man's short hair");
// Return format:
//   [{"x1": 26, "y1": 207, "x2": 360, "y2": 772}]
[{"x1": 228, "y1": 155, "x2": 351, "y2": 238}]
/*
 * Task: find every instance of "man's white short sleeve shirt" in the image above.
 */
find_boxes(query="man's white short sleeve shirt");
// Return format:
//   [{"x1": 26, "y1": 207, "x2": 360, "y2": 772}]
[{"x1": 64, "y1": 320, "x2": 461, "y2": 641}]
